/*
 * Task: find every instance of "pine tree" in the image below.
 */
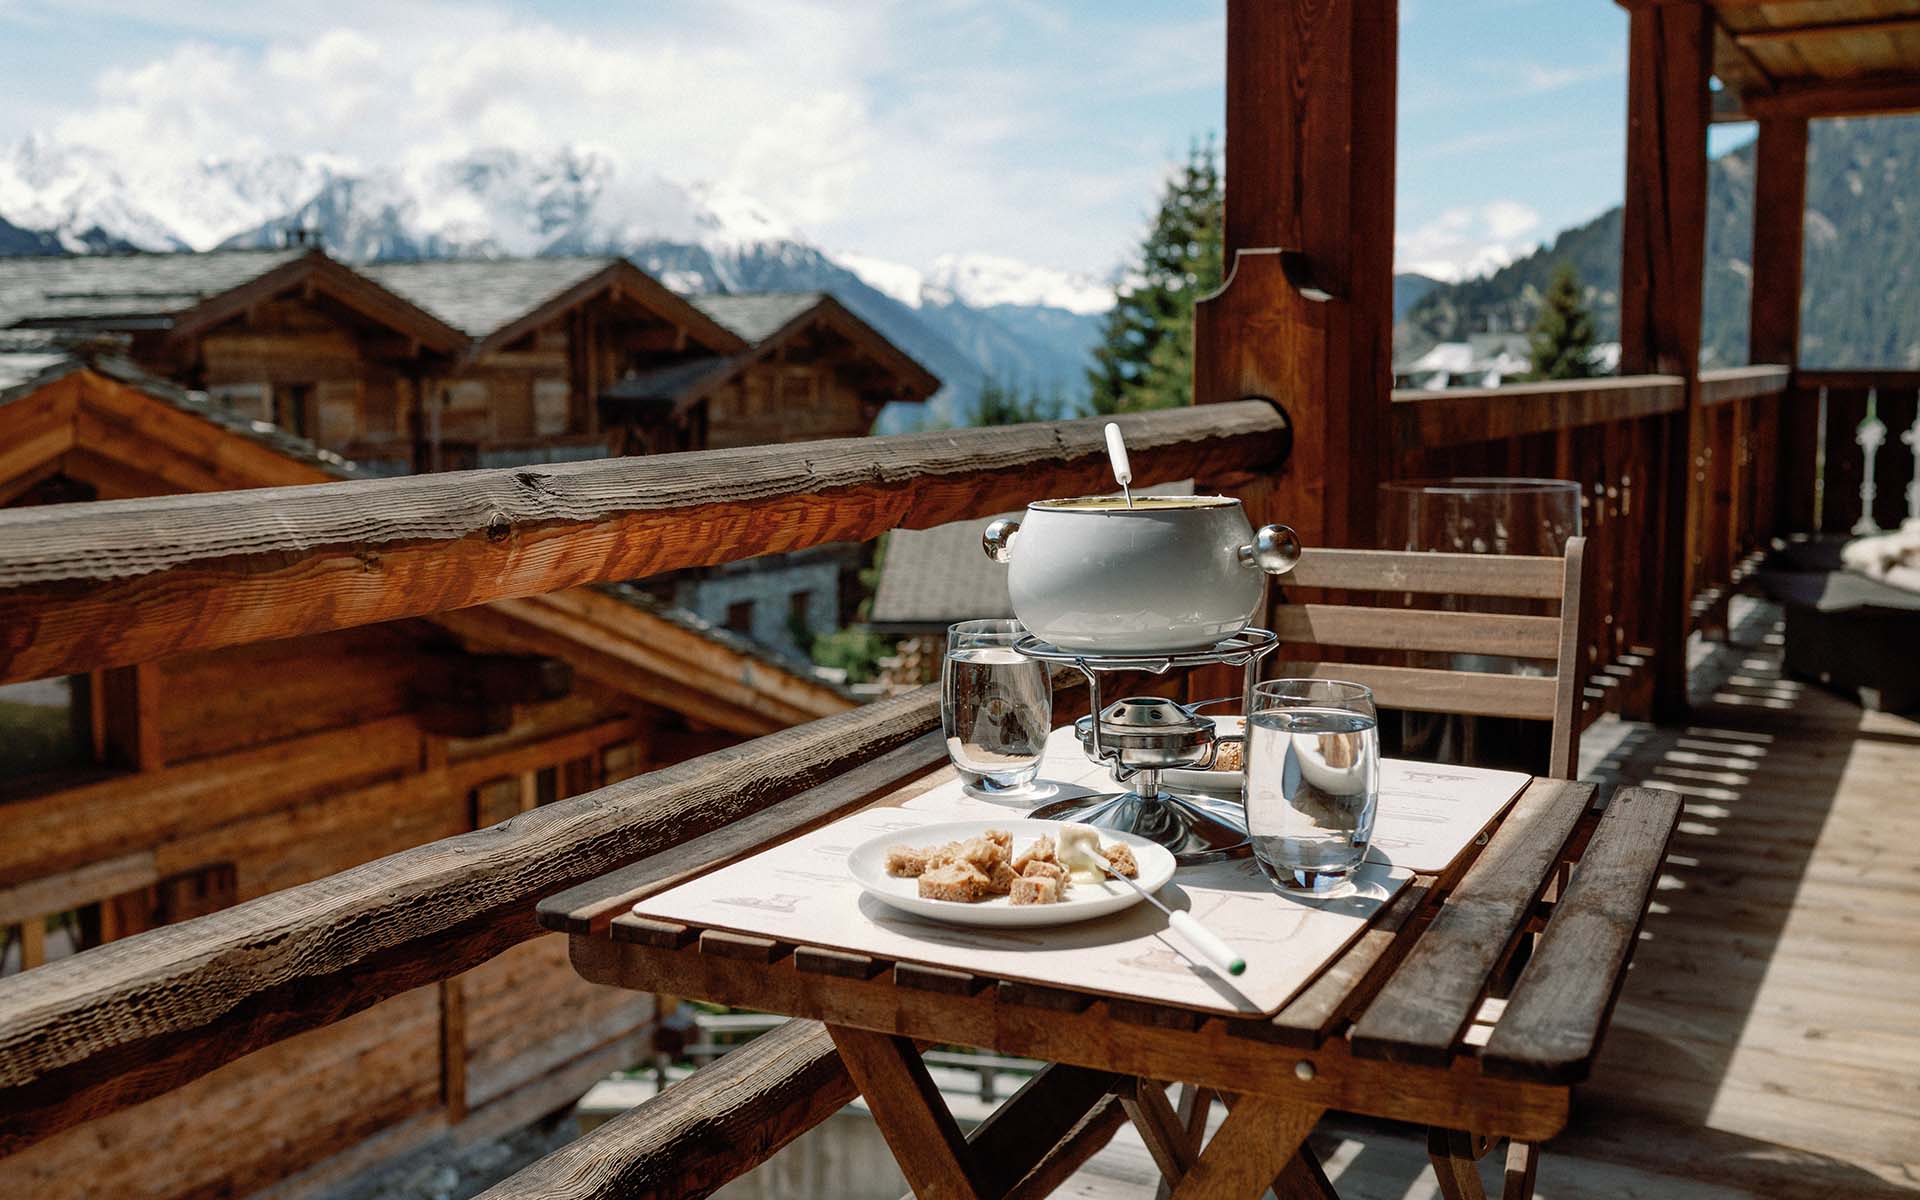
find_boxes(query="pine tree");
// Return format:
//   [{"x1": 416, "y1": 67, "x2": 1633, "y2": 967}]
[
  {"x1": 1526, "y1": 262, "x2": 1598, "y2": 380},
  {"x1": 1086, "y1": 140, "x2": 1224, "y2": 414},
  {"x1": 973, "y1": 377, "x2": 1064, "y2": 426}
]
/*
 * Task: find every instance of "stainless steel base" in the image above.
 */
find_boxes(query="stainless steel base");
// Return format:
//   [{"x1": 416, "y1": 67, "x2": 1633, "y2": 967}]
[{"x1": 1030, "y1": 788, "x2": 1251, "y2": 864}]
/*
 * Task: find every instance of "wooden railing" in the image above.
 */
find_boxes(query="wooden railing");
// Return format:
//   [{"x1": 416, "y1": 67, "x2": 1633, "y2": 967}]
[
  {"x1": 0, "y1": 401, "x2": 1291, "y2": 1166},
  {"x1": 1783, "y1": 369, "x2": 1920, "y2": 537},
  {"x1": 1390, "y1": 366, "x2": 1793, "y2": 723}
]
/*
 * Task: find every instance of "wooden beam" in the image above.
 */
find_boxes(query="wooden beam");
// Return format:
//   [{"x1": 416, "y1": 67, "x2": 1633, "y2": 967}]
[
  {"x1": 470, "y1": 1019, "x2": 857, "y2": 1200},
  {"x1": 1747, "y1": 117, "x2": 1808, "y2": 371},
  {"x1": 0, "y1": 689, "x2": 938, "y2": 1155},
  {"x1": 1697, "y1": 365, "x2": 1791, "y2": 406},
  {"x1": 1197, "y1": 0, "x2": 1396, "y2": 551},
  {"x1": 0, "y1": 402, "x2": 1288, "y2": 685},
  {"x1": 1734, "y1": 14, "x2": 1920, "y2": 47},
  {"x1": 1741, "y1": 74, "x2": 1920, "y2": 119},
  {"x1": 1618, "y1": 0, "x2": 1712, "y2": 724},
  {"x1": 1392, "y1": 375, "x2": 1685, "y2": 451},
  {"x1": 97, "y1": 661, "x2": 164, "y2": 770}
]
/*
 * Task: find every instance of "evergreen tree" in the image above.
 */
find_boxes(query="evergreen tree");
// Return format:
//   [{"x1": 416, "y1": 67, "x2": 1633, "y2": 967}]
[
  {"x1": 973, "y1": 377, "x2": 1065, "y2": 426},
  {"x1": 1087, "y1": 139, "x2": 1224, "y2": 414},
  {"x1": 1526, "y1": 262, "x2": 1598, "y2": 380}
]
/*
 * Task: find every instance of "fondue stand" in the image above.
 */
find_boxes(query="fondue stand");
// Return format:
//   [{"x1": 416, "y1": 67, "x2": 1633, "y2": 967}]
[{"x1": 1013, "y1": 628, "x2": 1279, "y2": 863}]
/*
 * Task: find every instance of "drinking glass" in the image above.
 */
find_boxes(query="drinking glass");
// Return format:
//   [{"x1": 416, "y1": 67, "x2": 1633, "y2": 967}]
[
  {"x1": 1245, "y1": 679, "x2": 1380, "y2": 894},
  {"x1": 942, "y1": 619, "x2": 1052, "y2": 799}
]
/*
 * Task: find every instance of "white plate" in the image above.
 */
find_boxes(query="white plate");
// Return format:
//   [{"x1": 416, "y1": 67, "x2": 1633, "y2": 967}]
[
  {"x1": 1162, "y1": 715, "x2": 1246, "y2": 796},
  {"x1": 847, "y1": 818, "x2": 1176, "y2": 928}
]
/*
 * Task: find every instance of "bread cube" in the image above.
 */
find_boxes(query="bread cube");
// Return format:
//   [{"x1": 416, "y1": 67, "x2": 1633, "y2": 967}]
[
  {"x1": 918, "y1": 861, "x2": 990, "y2": 903},
  {"x1": 1009, "y1": 875, "x2": 1061, "y2": 905},
  {"x1": 1100, "y1": 842, "x2": 1139, "y2": 878},
  {"x1": 985, "y1": 860, "x2": 1019, "y2": 895},
  {"x1": 1012, "y1": 835, "x2": 1056, "y2": 873},
  {"x1": 884, "y1": 845, "x2": 930, "y2": 877}
]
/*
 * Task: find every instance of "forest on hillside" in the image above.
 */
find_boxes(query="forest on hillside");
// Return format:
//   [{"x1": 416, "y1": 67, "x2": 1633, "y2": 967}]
[{"x1": 1397, "y1": 113, "x2": 1920, "y2": 370}]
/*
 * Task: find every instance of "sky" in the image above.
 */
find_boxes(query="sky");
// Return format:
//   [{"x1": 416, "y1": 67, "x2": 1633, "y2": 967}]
[{"x1": 0, "y1": 0, "x2": 1755, "y2": 285}]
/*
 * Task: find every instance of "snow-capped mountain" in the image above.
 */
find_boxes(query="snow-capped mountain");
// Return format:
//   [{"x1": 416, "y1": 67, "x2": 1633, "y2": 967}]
[{"x1": 0, "y1": 139, "x2": 1112, "y2": 423}]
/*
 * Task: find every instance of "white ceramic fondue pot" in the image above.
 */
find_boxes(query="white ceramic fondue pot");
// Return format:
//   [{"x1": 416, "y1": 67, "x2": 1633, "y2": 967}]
[{"x1": 982, "y1": 496, "x2": 1300, "y2": 654}]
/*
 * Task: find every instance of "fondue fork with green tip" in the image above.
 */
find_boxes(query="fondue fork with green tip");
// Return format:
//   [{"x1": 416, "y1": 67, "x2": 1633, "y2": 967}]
[
  {"x1": 1056, "y1": 824, "x2": 1242, "y2": 975},
  {"x1": 1091, "y1": 854, "x2": 1245, "y2": 978}
]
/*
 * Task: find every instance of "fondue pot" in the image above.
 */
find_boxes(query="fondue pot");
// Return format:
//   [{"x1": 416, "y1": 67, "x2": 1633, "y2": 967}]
[{"x1": 982, "y1": 496, "x2": 1300, "y2": 654}]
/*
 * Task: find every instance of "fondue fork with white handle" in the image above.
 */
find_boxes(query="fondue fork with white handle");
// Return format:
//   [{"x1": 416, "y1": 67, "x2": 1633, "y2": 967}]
[
  {"x1": 1103, "y1": 421, "x2": 1134, "y2": 508},
  {"x1": 1092, "y1": 851, "x2": 1246, "y2": 978}
]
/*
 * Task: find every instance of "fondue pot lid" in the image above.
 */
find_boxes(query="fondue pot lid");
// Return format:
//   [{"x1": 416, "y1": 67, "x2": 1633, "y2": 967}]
[{"x1": 1075, "y1": 696, "x2": 1214, "y2": 751}]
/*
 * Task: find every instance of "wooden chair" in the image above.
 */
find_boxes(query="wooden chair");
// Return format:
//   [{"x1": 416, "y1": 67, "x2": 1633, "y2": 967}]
[
  {"x1": 1271, "y1": 537, "x2": 1588, "y2": 779},
  {"x1": 1271, "y1": 537, "x2": 1588, "y2": 1196}
]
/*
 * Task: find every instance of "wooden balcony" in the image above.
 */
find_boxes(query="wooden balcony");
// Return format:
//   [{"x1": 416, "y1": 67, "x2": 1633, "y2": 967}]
[{"x1": 4, "y1": 0, "x2": 1919, "y2": 1195}]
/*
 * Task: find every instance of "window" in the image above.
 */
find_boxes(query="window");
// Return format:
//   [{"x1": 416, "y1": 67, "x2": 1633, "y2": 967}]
[
  {"x1": 0, "y1": 676, "x2": 90, "y2": 777},
  {"x1": 789, "y1": 590, "x2": 813, "y2": 626},
  {"x1": 725, "y1": 599, "x2": 756, "y2": 635},
  {"x1": 274, "y1": 383, "x2": 314, "y2": 437}
]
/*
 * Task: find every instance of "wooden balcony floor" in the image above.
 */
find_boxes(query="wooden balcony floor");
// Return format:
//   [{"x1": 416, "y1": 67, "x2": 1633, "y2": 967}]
[{"x1": 1065, "y1": 598, "x2": 1920, "y2": 1198}]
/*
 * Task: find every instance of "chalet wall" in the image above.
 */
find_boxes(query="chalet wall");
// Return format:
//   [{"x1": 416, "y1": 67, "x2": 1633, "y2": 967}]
[
  {"x1": 0, "y1": 986, "x2": 444, "y2": 1200},
  {"x1": 705, "y1": 363, "x2": 875, "y2": 449}
]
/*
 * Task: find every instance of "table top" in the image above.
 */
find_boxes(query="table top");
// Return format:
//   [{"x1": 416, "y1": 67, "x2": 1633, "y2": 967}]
[{"x1": 542, "y1": 737, "x2": 1680, "y2": 1143}]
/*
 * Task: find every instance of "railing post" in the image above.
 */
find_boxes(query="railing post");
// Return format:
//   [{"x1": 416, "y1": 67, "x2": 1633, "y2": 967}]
[
  {"x1": 1618, "y1": 0, "x2": 1712, "y2": 724},
  {"x1": 1194, "y1": 0, "x2": 1397, "y2": 553}
]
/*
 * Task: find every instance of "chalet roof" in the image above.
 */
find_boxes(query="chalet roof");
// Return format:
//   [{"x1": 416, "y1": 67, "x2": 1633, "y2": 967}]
[
  {"x1": 868, "y1": 481, "x2": 1193, "y2": 633},
  {"x1": 691, "y1": 292, "x2": 826, "y2": 343},
  {"x1": 0, "y1": 330, "x2": 358, "y2": 479},
  {"x1": 0, "y1": 249, "x2": 306, "y2": 329},
  {"x1": 358, "y1": 257, "x2": 622, "y2": 338},
  {"x1": 594, "y1": 582, "x2": 854, "y2": 703}
]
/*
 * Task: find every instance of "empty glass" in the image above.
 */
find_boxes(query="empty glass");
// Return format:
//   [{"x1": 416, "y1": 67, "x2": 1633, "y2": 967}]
[
  {"x1": 1245, "y1": 679, "x2": 1380, "y2": 894},
  {"x1": 942, "y1": 619, "x2": 1052, "y2": 799}
]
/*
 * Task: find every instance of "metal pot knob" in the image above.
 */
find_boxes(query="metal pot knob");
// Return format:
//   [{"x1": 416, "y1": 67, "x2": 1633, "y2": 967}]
[
  {"x1": 982, "y1": 518, "x2": 1021, "y2": 564},
  {"x1": 1238, "y1": 523, "x2": 1302, "y2": 575}
]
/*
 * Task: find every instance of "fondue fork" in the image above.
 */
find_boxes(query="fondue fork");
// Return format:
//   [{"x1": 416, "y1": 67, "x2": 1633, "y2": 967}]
[
  {"x1": 1092, "y1": 852, "x2": 1246, "y2": 977},
  {"x1": 1104, "y1": 422, "x2": 1134, "y2": 508}
]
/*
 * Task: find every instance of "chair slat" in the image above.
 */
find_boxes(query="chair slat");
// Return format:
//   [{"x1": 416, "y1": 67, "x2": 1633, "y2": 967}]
[
  {"x1": 1480, "y1": 787, "x2": 1682, "y2": 1083},
  {"x1": 1272, "y1": 605, "x2": 1562, "y2": 660},
  {"x1": 1285, "y1": 549, "x2": 1564, "y2": 599},
  {"x1": 1270, "y1": 661, "x2": 1558, "y2": 719},
  {"x1": 1348, "y1": 778, "x2": 1595, "y2": 1066}
]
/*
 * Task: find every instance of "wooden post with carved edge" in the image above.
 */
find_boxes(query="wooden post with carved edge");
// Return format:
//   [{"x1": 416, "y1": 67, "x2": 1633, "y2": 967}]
[
  {"x1": 1617, "y1": 0, "x2": 1711, "y2": 724},
  {"x1": 1750, "y1": 116, "x2": 1812, "y2": 534},
  {"x1": 1194, "y1": 0, "x2": 1398, "y2": 557}
]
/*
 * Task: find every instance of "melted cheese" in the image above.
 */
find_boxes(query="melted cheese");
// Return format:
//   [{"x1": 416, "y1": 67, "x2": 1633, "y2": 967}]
[{"x1": 1057, "y1": 823, "x2": 1105, "y2": 883}]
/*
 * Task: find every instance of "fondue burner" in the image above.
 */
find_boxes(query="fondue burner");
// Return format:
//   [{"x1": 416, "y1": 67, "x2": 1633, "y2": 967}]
[{"x1": 1014, "y1": 629, "x2": 1279, "y2": 863}]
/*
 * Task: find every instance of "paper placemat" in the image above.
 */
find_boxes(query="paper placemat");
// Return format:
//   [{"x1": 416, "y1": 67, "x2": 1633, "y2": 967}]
[
  {"x1": 910, "y1": 728, "x2": 1531, "y2": 874},
  {"x1": 632, "y1": 805, "x2": 1411, "y2": 1016}
]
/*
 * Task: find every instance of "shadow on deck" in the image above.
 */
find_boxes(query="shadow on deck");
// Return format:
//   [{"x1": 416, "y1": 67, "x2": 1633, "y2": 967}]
[{"x1": 1064, "y1": 598, "x2": 1920, "y2": 1199}]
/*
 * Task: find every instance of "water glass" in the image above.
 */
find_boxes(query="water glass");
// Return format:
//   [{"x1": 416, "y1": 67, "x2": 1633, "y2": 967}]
[
  {"x1": 942, "y1": 619, "x2": 1051, "y2": 798},
  {"x1": 1245, "y1": 679, "x2": 1379, "y2": 894}
]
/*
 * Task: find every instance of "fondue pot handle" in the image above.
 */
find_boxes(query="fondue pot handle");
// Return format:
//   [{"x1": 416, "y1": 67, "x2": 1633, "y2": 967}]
[
  {"x1": 982, "y1": 518, "x2": 1021, "y2": 563},
  {"x1": 1238, "y1": 523, "x2": 1302, "y2": 575}
]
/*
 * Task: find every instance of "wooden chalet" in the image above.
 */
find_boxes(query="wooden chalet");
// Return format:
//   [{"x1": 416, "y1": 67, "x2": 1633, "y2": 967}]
[
  {"x1": 0, "y1": 251, "x2": 940, "y2": 475},
  {"x1": 0, "y1": 337, "x2": 852, "y2": 1195},
  {"x1": 600, "y1": 292, "x2": 940, "y2": 453},
  {"x1": 0, "y1": 2, "x2": 1917, "y2": 1198},
  {"x1": 0, "y1": 248, "x2": 468, "y2": 471}
]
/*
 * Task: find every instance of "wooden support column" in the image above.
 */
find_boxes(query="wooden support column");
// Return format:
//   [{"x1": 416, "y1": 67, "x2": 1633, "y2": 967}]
[
  {"x1": 1194, "y1": 0, "x2": 1398, "y2": 552},
  {"x1": 1750, "y1": 116, "x2": 1813, "y2": 534},
  {"x1": 1618, "y1": 0, "x2": 1712, "y2": 723},
  {"x1": 94, "y1": 662, "x2": 164, "y2": 771}
]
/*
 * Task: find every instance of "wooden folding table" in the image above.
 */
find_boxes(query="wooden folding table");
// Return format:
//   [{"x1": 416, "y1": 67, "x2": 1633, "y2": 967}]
[{"x1": 542, "y1": 759, "x2": 1679, "y2": 1200}]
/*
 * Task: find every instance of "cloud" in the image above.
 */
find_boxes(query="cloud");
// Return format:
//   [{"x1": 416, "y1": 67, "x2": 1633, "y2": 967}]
[
  {"x1": 1395, "y1": 200, "x2": 1542, "y2": 281},
  {"x1": 22, "y1": 1, "x2": 1221, "y2": 279}
]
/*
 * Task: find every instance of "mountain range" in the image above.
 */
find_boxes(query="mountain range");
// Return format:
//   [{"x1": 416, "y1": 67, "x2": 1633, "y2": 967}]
[
  {"x1": 0, "y1": 138, "x2": 1111, "y2": 427},
  {"x1": 1399, "y1": 114, "x2": 1920, "y2": 370}
]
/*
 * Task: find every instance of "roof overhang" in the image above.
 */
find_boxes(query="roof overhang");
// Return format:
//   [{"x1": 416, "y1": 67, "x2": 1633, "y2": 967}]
[
  {"x1": 164, "y1": 250, "x2": 470, "y2": 358},
  {"x1": 469, "y1": 259, "x2": 751, "y2": 362},
  {"x1": 666, "y1": 295, "x2": 941, "y2": 417}
]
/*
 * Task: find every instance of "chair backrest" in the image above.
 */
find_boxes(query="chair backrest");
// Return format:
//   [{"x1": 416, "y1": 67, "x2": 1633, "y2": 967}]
[{"x1": 1271, "y1": 537, "x2": 1587, "y2": 779}]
